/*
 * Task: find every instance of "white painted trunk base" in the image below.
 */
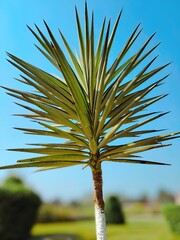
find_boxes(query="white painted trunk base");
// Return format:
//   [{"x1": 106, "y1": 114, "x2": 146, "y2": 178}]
[{"x1": 95, "y1": 204, "x2": 107, "y2": 240}]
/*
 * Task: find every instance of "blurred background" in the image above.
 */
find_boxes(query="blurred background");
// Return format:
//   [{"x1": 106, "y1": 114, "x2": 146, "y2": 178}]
[{"x1": 0, "y1": 0, "x2": 180, "y2": 239}]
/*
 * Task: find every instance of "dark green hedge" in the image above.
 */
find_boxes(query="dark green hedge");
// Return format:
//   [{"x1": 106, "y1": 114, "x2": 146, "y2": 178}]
[
  {"x1": 162, "y1": 204, "x2": 180, "y2": 235},
  {"x1": 0, "y1": 176, "x2": 41, "y2": 240},
  {"x1": 105, "y1": 195, "x2": 125, "y2": 224}
]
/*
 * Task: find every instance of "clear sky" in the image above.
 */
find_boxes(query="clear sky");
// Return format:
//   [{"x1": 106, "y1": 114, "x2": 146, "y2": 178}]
[{"x1": 0, "y1": 0, "x2": 180, "y2": 202}]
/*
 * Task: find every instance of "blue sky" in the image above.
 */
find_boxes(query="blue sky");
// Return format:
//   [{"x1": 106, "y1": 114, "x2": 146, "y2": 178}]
[{"x1": 0, "y1": 0, "x2": 179, "y2": 202}]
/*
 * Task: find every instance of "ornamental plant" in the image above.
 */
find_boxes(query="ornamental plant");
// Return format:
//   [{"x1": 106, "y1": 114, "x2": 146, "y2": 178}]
[{"x1": 1, "y1": 3, "x2": 179, "y2": 239}]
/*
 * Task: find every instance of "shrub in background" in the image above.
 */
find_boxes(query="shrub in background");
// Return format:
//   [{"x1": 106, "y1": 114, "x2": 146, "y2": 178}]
[
  {"x1": 162, "y1": 204, "x2": 180, "y2": 235},
  {"x1": 105, "y1": 195, "x2": 125, "y2": 224},
  {"x1": 37, "y1": 203, "x2": 62, "y2": 223},
  {"x1": 37, "y1": 201, "x2": 93, "y2": 223},
  {"x1": 0, "y1": 176, "x2": 41, "y2": 240}
]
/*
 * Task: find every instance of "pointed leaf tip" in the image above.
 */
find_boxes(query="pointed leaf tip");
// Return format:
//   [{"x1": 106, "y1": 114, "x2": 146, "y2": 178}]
[
  {"x1": 75, "y1": 5, "x2": 78, "y2": 14},
  {"x1": 85, "y1": 0, "x2": 88, "y2": 8}
]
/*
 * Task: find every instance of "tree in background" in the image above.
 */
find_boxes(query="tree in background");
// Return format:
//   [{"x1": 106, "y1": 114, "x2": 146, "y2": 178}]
[
  {"x1": 158, "y1": 190, "x2": 174, "y2": 204},
  {"x1": 0, "y1": 3, "x2": 179, "y2": 239},
  {"x1": 0, "y1": 176, "x2": 41, "y2": 240},
  {"x1": 105, "y1": 195, "x2": 125, "y2": 224}
]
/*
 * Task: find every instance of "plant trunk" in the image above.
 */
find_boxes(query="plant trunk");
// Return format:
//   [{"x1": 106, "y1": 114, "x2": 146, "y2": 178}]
[{"x1": 92, "y1": 169, "x2": 107, "y2": 240}]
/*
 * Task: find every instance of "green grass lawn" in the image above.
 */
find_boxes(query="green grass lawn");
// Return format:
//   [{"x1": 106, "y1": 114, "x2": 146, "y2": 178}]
[{"x1": 32, "y1": 217, "x2": 180, "y2": 240}]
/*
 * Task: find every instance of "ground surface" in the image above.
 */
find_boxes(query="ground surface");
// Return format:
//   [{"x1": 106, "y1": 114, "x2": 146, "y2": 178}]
[
  {"x1": 32, "y1": 216, "x2": 180, "y2": 240},
  {"x1": 31, "y1": 234, "x2": 79, "y2": 240}
]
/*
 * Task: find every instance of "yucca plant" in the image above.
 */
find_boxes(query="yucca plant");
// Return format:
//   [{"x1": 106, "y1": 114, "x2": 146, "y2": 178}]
[{"x1": 1, "y1": 4, "x2": 179, "y2": 239}]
